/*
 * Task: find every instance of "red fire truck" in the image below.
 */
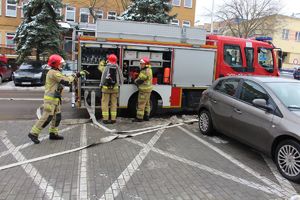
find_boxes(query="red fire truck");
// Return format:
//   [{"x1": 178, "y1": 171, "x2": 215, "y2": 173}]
[{"x1": 74, "y1": 20, "x2": 281, "y2": 116}]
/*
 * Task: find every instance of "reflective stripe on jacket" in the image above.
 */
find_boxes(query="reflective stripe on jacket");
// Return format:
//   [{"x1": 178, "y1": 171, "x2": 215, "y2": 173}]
[{"x1": 137, "y1": 65, "x2": 153, "y2": 92}]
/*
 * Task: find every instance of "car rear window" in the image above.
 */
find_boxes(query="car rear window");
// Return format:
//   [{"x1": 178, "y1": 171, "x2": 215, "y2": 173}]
[{"x1": 214, "y1": 79, "x2": 240, "y2": 96}]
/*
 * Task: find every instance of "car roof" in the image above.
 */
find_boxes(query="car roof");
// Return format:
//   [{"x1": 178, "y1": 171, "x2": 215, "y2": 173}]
[{"x1": 221, "y1": 76, "x2": 300, "y2": 83}]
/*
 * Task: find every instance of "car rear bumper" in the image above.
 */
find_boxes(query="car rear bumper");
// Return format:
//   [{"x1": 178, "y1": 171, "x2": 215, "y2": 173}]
[{"x1": 14, "y1": 77, "x2": 43, "y2": 85}]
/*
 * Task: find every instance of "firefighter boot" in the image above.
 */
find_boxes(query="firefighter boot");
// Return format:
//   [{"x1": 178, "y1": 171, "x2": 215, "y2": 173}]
[
  {"x1": 143, "y1": 112, "x2": 150, "y2": 121},
  {"x1": 49, "y1": 133, "x2": 64, "y2": 140},
  {"x1": 28, "y1": 133, "x2": 40, "y2": 144}
]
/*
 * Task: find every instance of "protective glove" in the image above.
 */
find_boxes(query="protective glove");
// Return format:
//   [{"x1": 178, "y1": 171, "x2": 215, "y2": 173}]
[
  {"x1": 135, "y1": 79, "x2": 144, "y2": 85},
  {"x1": 75, "y1": 70, "x2": 90, "y2": 78}
]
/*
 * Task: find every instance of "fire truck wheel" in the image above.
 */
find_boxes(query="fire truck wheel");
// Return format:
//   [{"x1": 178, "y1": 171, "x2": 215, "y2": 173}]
[
  {"x1": 198, "y1": 109, "x2": 214, "y2": 136},
  {"x1": 128, "y1": 93, "x2": 158, "y2": 117}
]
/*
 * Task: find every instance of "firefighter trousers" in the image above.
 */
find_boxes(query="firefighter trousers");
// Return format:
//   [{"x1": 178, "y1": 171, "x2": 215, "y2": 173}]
[
  {"x1": 30, "y1": 102, "x2": 61, "y2": 137},
  {"x1": 101, "y1": 90, "x2": 118, "y2": 121},
  {"x1": 136, "y1": 91, "x2": 151, "y2": 120}
]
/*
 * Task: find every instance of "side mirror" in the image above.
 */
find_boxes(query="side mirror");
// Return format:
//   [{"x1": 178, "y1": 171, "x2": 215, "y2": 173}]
[{"x1": 252, "y1": 99, "x2": 274, "y2": 112}]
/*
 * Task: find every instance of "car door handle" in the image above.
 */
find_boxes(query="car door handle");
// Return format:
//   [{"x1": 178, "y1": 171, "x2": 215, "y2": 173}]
[
  {"x1": 233, "y1": 108, "x2": 242, "y2": 114},
  {"x1": 210, "y1": 98, "x2": 217, "y2": 104}
]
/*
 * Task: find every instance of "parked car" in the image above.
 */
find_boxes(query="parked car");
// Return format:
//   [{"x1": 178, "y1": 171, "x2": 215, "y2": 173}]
[
  {"x1": 0, "y1": 55, "x2": 13, "y2": 84},
  {"x1": 13, "y1": 61, "x2": 46, "y2": 86},
  {"x1": 198, "y1": 76, "x2": 300, "y2": 182},
  {"x1": 293, "y1": 67, "x2": 300, "y2": 80}
]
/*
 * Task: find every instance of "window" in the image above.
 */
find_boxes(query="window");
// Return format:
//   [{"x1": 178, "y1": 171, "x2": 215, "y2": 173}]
[
  {"x1": 96, "y1": 10, "x2": 103, "y2": 19},
  {"x1": 258, "y1": 47, "x2": 274, "y2": 72},
  {"x1": 6, "y1": 33, "x2": 15, "y2": 48},
  {"x1": 239, "y1": 80, "x2": 269, "y2": 105},
  {"x1": 214, "y1": 78, "x2": 240, "y2": 97},
  {"x1": 245, "y1": 47, "x2": 254, "y2": 69},
  {"x1": 296, "y1": 32, "x2": 300, "y2": 41},
  {"x1": 66, "y1": 6, "x2": 76, "y2": 22},
  {"x1": 172, "y1": 0, "x2": 181, "y2": 6},
  {"x1": 107, "y1": 11, "x2": 116, "y2": 20},
  {"x1": 224, "y1": 45, "x2": 242, "y2": 69},
  {"x1": 80, "y1": 8, "x2": 89, "y2": 23},
  {"x1": 184, "y1": 0, "x2": 192, "y2": 8},
  {"x1": 282, "y1": 29, "x2": 289, "y2": 40},
  {"x1": 182, "y1": 20, "x2": 190, "y2": 27},
  {"x1": 171, "y1": 19, "x2": 179, "y2": 26},
  {"x1": 6, "y1": 0, "x2": 17, "y2": 17},
  {"x1": 55, "y1": 8, "x2": 62, "y2": 16}
]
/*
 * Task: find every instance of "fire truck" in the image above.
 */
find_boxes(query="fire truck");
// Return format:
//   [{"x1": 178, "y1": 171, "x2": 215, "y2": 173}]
[{"x1": 74, "y1": 20, "x2": 281, "y2": 116}]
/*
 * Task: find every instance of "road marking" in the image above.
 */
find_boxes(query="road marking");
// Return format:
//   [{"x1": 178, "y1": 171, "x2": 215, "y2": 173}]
[
  {"x1": 0, "y1": 125, "x2": 79, "y2": 159},
  {"x1": 126, "y1": 138, "x2": 286, "y2": 198},
  {"x1": 262, "y1": 155, "x2": 297, "y2": 196},
  {"x1": 0, "y1": 97, "x2": 43, "y2": 101},
  {"x1": 99, "y1": 129, "x2": 165, "y2": 200},
  {"x1": 178, "y1": 126, "x2": 292, "y2": 198},
  {"x1": 0, "y1": 130, "x2": 64, "y2": 200},
  {"x1": 77, "y1": 124, "x2": 88, "y2": 200},
  {"x1": 207, "y1": 136, "x2": 228, "y2": 144}
]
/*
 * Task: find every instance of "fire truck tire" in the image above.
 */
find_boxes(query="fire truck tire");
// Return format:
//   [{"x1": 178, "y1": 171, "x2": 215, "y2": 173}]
[
  {"x1": 198, "y1": 109, "x2": 214, "y2": 136},
  {"x1": 128, "y1": 93, "x2": 158, "y2": 117}
]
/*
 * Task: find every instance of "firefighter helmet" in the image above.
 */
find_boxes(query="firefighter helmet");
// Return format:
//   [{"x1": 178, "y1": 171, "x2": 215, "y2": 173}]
[
  {"x1": 140, "y1": 57, "x2": 150, "y2": 65},
  {"x1": 107, "y1": 54, "x2": 117, "y2": 64},
  {"x1": 48, "y1": 54, "x2": 65, "y2": 68}
]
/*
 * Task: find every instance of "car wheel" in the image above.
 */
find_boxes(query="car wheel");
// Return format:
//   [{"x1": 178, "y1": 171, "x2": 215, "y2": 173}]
[
  {"x1": 198, "y1": 109, "x2": 214, "y2": 136},
  {"x1": 275, "y1": 139, "x2": 300, "y2": 183}
]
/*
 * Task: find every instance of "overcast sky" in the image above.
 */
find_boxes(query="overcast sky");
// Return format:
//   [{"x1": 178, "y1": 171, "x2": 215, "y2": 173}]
[{"x1": 195, "y1": 0, "x2": 300, "y2": 24}]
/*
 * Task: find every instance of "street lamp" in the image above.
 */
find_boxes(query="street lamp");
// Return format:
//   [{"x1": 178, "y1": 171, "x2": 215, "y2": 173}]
[{"x1": 210, "y1": 0, "x2": 215, "y2": 34}]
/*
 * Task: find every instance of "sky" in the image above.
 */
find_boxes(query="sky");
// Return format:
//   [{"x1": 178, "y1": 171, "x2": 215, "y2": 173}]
[{"x1": 195, "y1": 0, "x2": 300, "y2": 25}]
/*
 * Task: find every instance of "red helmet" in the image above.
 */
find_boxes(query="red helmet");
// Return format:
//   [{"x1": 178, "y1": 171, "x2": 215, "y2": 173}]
[
  {"x1": 140, "y1": 57, "x2": 150, "y2": 65},
  {"x1": 107, "y1": 54, "x2": 117, "y2": 64},
  {"x1": 48, "y1": 54, "x2": 64, "y2": 68}
]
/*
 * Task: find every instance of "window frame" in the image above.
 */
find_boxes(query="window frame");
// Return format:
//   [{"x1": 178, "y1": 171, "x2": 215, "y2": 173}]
[
  {"x1": 182, "y1": 20, "x2": 191, "y2": 27},
  {"x1": 223, "y1": 44, "x2": 244, "y2": 71},
  {"x1": 65, "y1": 6, "x2": 76, "y2": 22},
  {"x1": 245, "y1": 47, "x2": 254, "y2": 72},
  {"x1": 296, "y1": 32, "x2": 300, "y2": 41},
  {"x1": 107, "y1": 11, "x2": 117, "y2": 20},
  {"x1": 171, "y1": 19, "x2": 179, "y2": 26},
  {"x1": 6, "y1": 0, "x2": 17, "y2": 17},
  {"x1": 80, "y1": 8, "x2": 89, "y2": 23},
  {"x1": 257, "y1": 47, "x2": 274, "y2": 73},
  {"x1": 6, "y1": 32, "x2": 15, "y2": 48},
  {"x1": 172, "y1": 0, "x2": 181, "y2": 6},
  {"x1": 282, "y1": 29, "x2": 289, "y2": 40},
  {"x1": 184, "y1": 0, "x2": 192, "y2": 8}
]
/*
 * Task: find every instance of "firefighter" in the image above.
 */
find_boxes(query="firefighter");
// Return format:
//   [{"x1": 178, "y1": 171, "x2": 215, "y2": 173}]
[
  {"x1": 28, "y1": 54, "x2": 86, "y2": 144},
  {"x1": 132, "y1": 57, "x2": 153, "y2": 122},
  {"x1": 100, "y1": 54, "x2": 124, "y2": 124}
]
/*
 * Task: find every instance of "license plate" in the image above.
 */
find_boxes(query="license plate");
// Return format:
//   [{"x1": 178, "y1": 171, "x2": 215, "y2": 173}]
[{"x1": 22, "y1": 82, "x2": 31, "y2": 85}]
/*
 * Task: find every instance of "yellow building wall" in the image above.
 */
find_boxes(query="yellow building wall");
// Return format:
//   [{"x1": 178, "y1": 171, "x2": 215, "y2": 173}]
[
  {"x1": 170, "y1": 0, "x2": 196, "y2": 27},
  {"x1": 272, "y1": 16, "x2": 300, "y2": 69}
]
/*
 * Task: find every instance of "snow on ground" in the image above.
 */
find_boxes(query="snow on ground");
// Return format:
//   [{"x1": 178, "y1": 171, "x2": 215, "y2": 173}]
[{"x1": 0, "y1": 81, "x2": 45, "y2": 91}]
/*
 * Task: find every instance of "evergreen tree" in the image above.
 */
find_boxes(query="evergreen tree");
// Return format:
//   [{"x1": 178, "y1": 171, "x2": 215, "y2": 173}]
[
  {"x1": 14, "y1": 0, "x2": 64, "y2": 63},
  {"x1": 121, "y1": 0, "x2": 177, "y2": 24}
]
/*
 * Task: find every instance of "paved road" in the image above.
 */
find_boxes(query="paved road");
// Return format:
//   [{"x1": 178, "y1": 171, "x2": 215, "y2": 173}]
[{"x1": 1, "y1": 83, "x2": 300, "y2": 199}]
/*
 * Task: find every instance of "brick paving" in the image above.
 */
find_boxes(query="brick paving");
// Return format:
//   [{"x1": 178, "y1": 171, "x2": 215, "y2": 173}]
[{"x1": 0, "y1": 117, "x2": 299, "y2": 199}]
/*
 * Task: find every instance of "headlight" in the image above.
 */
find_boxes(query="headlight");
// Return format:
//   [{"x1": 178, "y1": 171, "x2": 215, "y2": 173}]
[{"x1": 34, "y1": 72, "x2": 42, "y2": 78}]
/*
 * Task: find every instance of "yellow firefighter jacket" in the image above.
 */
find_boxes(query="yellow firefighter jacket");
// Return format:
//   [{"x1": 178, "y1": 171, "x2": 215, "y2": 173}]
[
  {"x1": 136, "y1": 65, "x2": 153, "y2": 92},
  {"x1": 44, "y1": 69, "x2": 75, "y2": 105}
]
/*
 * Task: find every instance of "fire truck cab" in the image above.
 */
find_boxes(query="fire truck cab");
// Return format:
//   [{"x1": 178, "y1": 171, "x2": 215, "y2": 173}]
[{"x1": 74, "y1": 20, "x2": 281, "y2": 116}]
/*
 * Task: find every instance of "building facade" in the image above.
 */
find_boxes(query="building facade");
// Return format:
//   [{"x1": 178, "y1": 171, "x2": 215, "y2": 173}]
[{"x1": 0, "y1": 0, "x2": 197, "y2": 58}]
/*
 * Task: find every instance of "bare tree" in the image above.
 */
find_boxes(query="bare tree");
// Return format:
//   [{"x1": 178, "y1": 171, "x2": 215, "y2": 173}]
[
  {"x1": 66, "y1": 0, "x2": 131, "y2": 23},
  {"x1": 216, "y1": 0, "x2": 282, "y2": 38}
]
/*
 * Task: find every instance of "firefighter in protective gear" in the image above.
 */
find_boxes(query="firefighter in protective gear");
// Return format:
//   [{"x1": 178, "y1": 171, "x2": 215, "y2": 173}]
[
  {"x1": 28, "y1": 54, "x2": 85, "y2": 144},
  {"x1": 132, "y1": 57, "x2": 153, "y2": 122},
  {"x1": 100, "y1": 54, "x2": 124, "y2": 124}
]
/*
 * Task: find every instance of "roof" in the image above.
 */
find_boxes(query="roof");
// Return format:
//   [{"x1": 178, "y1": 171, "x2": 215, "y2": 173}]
[
  {"x1": 223, "y1": 76, "x2": 299, "y2": 83},
  {"x1": 207, "y1": 35, "x2": 271, "y2": 46}
]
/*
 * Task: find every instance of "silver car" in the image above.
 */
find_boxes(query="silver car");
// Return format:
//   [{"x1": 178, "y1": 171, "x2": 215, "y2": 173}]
[{"x1": 198, "y1": 76, "x2": 300, "y2": 182}]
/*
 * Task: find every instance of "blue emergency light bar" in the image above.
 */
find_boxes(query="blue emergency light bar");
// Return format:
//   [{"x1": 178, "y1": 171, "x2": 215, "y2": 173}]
[{"x1": 255, "y1": 36, "x2": 273, "y2": 41}]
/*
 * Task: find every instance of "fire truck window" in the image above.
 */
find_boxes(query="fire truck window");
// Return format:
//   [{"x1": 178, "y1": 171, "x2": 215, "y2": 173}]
[
  {"x1": 245, "y1": 48, "x2": 254, "y2": 68},
  {"x1": 258, "y1": 48, "x2": 274, "y2": 72},
  {"x1": 214, "y1": 78, "x2": 240, "y2": 97},
  {"x1": 224, "y1": 45, "x2": 242, "y2": 68}
]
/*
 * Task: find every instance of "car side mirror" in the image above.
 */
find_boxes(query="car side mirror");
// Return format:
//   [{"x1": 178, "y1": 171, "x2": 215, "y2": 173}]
[{"x1": 252, "y1": 99, "x2": 274, "y2": 112}]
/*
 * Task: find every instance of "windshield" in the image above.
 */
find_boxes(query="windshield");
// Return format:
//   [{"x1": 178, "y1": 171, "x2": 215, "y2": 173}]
[
  {"x1": 19, "y1": 63, "x2": 42, "y2": 70},
  {"x1": 266, "y1": 82, "x2": 300, "y2": 110}
]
